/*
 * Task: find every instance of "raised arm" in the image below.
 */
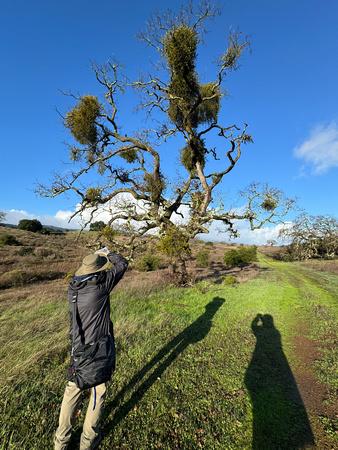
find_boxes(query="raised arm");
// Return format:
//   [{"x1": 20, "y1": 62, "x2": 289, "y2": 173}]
[{"x1": 105, "y1": 252, "x2": 129, "y2": 292}]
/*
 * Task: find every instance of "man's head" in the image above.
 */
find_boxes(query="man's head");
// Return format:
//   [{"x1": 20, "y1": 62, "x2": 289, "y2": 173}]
[{"x1": 75, "y1": 253, "x2": 110, "y2": 276}]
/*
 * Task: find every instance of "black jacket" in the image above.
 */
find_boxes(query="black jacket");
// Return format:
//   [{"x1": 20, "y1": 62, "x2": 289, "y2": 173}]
[{"x1": 68, "y1": 253, "x2": 128, "y2": 350}]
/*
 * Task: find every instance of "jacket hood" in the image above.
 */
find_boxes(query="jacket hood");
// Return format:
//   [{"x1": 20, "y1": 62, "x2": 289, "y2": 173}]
[{"x1": 70, "y1": 272, "x2": 105, "y2": 290}]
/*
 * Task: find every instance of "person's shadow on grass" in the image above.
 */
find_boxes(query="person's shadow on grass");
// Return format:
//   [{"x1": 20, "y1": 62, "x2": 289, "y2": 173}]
[
  {"x1": 102, "y1": 296, "x2": 225, "y2": 433},
  {"x1": 244, "y1": 314, "x2": 315, "y2": 449}
]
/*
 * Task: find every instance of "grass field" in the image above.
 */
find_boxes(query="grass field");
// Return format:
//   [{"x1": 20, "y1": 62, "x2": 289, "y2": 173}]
[{"x1": 0, "y1": 242, "x2": 337, "y2": 448}]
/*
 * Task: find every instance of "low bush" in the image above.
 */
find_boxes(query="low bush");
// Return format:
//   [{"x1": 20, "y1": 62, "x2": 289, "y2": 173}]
[
  {"x1": 34, "y1": 247, "x2": 57, "y2": 259},
  {"x1": 0, "y1": 234, "x2": 21, "y2": 246},
  {"x1": 14, "y1": 247, "x2": 34, "y2": 256},
  {"x1": 196, "y1": 249, "x2": 210, "y2": 268},
  {"x1": 40, "y1": 227, "x2": 52, "y2": 235},
  {"x1": 222, "y1": 275, "x2": 239, "y2": 285},
  {"x1": 270, "y1": 248, "x2": 292, "y2": 262},
  {"x1": 204, "y1": 241, "x2": 214, "y2": 246},
  {"x1": 224, "y1": 245, "x2": 258, "y2": 266},
  {"x1": 0, "y1": 268, "x2": 66, "y2": 289},
  {"x1": 0, "y1": 270, "x2": 27, "y2": 288},
  {"x1": 135, "y1": 254, "x2": 162, "y2": 272}
]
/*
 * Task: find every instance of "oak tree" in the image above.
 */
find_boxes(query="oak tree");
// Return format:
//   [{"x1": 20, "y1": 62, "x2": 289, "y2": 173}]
[
  {"x1": 18, "y1": 219, "x2": 43, "y2": 233},
  {"x1": 39, "y1": 2, "x2": 296, "y2": 284},
  {"x1": 279, "y1": 214, "x2": 338, "y2": 260}
]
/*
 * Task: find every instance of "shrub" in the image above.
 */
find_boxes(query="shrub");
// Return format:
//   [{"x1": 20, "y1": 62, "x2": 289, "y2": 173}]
[
  {"x1": 204, "y1": 241, "x2": 214, "y2": 247},
  {"x1": 135, "y1": 254, "x2": 162, "y2": 272},
  {"x1": 14, "y1": 247, "x2": 34, "y2": 256},
  {"x1": 238, "y1": 245, "x2": 258, "y2": 263},
  {"x1": 224, "y1": 245, "x2": 257, "y2": 266},
  {"x1": 224, "y1": 249, "x2": 241, "y2": 266},
  {"x1": 196, "y1": 249, "x2": 210, "y2": 267},
  {"x1": 34, "y1": 247, "x2": 56, "y2": 259},
  {"x1": 40, "y1": 227, "x2": 52, "y2": 235},
  {"x1": 90, "y1": 221, "x2": 106, "y2": 231},
  {"x1": 0, "y1": 270, "x2": 26, "y2": 288},
  {"x1": 18, "y1": 219, "x2": 43, "y2": 233},
  {"x1": 270, "y1": 247, "x2": 293, "y2": 262},
  {"x1": 222, "y1": 275, "x2": 238, "y2": 286},
  {"x1": 0, "y1": 234, "x2": 21, "y2": 246}
]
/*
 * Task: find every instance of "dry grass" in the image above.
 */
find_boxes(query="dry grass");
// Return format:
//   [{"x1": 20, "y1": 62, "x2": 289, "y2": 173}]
[
  {"x1": 0, "y1": 226, "x2": 260, "y2": 292},
  {"x1": 299, "y1": 259, "x2": 338, "y2": 275},
  {"x1": 1, "y1": 229, "x2": 337, "y2": 449},
  {"x1": 0, "y1": 227, "x2": 89, "y2": 289},
  {"x1": 258, "y1": 245, "x2": 338, "y2": 275}
]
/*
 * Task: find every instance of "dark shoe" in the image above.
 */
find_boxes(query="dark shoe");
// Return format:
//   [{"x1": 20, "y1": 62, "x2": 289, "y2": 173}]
[{"x1": 91, "y1": 430, "x2": 102, "y2": 449}]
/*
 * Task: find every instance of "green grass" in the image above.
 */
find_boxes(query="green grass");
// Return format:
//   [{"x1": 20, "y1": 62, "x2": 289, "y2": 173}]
[{"x1": 0, "y1": 257, "x2": 337, "y2": 449}]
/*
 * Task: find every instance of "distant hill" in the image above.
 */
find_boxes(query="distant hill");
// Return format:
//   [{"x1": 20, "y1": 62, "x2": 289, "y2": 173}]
[
  {"x1": 0, "y1": 223, "x2": 78, "y2": 232},
  {"x1": 43, "y1": 225, "x2": 79, "y2": 232},
  {"x1": 0, "y1": 223, "x2": 17, "y2": 229}
]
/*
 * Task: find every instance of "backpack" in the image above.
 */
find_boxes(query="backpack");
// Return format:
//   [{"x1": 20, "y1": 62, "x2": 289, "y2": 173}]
[{"x1": 67, "y1": 292, "x2": 115, "y2": 390}]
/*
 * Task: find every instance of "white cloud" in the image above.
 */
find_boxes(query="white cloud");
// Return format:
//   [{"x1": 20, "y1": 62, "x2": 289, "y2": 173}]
[
  {"x1": 294, "y1": 122, "x2": 338, "y2": 174},
  {"x1": 4, "y1": 209, "x2": 81, "y2": 229},
  {"x1": 200, "y1": 219, "x2": 290, "y2": 245}
]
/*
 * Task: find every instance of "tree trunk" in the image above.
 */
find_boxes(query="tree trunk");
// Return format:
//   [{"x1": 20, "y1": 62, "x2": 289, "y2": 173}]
[{"x1": 170, "y1": 257, "x2": 192, "y2": 286}]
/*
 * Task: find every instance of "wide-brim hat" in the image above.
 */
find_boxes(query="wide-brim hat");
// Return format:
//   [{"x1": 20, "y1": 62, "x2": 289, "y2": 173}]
[{"x1": 75, "y1": 253, "x2": 110, "y2": 276}]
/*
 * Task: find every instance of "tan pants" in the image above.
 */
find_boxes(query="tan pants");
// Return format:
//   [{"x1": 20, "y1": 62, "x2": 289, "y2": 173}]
[{"x1": 54, "y1": 381, "x2": 107, "y2": 450}]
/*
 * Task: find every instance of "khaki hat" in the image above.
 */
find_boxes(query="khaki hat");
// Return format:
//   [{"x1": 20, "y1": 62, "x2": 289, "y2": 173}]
[{"x1": 75, "y1": 253, "x2": 110, "y2": 276}]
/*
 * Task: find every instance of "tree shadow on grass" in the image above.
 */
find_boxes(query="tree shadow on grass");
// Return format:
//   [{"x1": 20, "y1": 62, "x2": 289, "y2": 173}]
[
  {"x1": 102, "y1": 296, "x2": 225, "y2": 434},
  {"x1": 244, "y1": 314, "x2": 315, "y2": 449}
]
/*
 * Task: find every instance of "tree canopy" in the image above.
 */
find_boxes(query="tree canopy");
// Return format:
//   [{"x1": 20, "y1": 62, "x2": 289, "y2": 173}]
[
  {"x1": 89, "y1": 221, "x2": 106, "y2": 232},
  {"x1": 279, "y1": 214, "x2": 338, "y2": 260},
  {"x1": 18, "y1": 219, "x2": 43, "y2": 233},
  {"x1": 38, "y1": 1, "x2": 296, "y2": 283}
]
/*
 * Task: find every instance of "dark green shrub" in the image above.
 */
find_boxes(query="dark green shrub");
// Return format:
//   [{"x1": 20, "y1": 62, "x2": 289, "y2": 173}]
[
  {"x1": 196, "y1": 249, "x2": 210, "y2": 267},
  {"x1": 40, "y1": 227, "x2": 52, "y2": 235},
  {"x1": 224, "y1": 249, "x2": 241, "y2": 266},
  {"x1": 238, "y1": 245, "x2": 258, "y2": 263},
  {"x1": 0, "y1": 234, "x2": 21, "y2": 246},
  {"x1": 135, "y1": 254, "x2": 162, "y2": 272},
  {"x1": 18, "y1": 219, "x2": 43, "y2": 233},
  {"x1": 90, "y1": 221, "x2": 106, "y2": 231},
  {"x1": 224, "y1": 245, "x2": 257, "y2": 266}
]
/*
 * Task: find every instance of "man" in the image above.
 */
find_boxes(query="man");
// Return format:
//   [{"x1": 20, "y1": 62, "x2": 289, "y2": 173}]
[{"x1": 55, "y1": 248, "x2": 128, "y2": 450}]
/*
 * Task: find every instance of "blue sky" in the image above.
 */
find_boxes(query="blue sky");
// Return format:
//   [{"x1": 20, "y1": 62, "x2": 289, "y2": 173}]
[{"x1": 1, "y1": 0, "x2": 337, "y2": 244}]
